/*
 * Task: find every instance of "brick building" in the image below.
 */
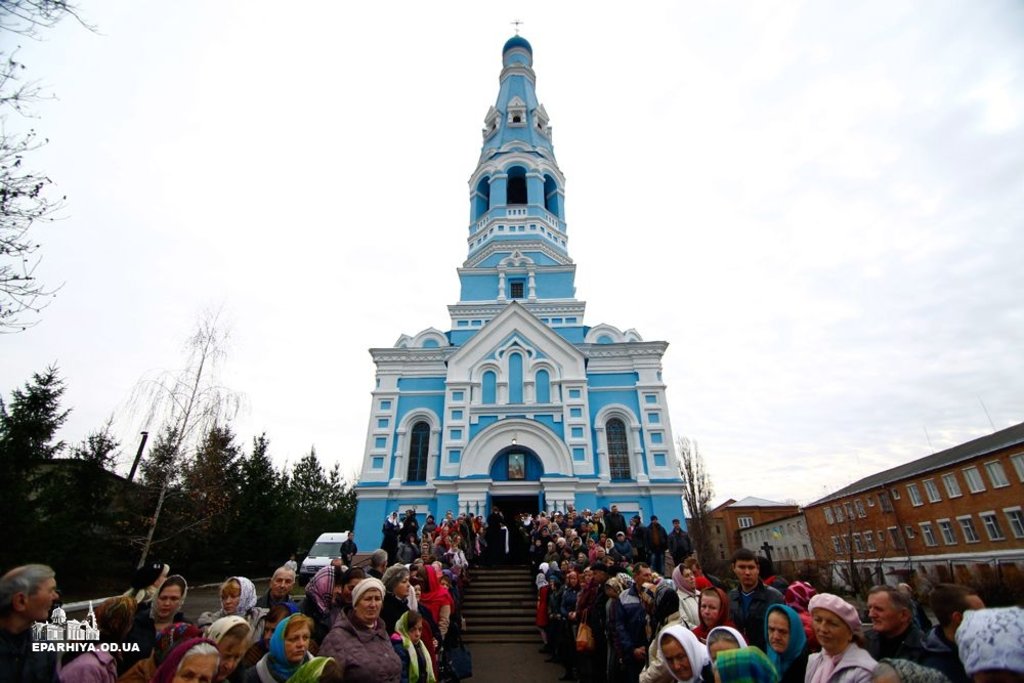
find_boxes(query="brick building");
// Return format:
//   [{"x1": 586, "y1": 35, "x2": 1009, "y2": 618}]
[
  {"x1": 739, "y1": 512, "x2": 815, "y2": 576},
  {"x1": 708, "y1": 496, "x2": 800, "y2": 563},
  {"x1": 804, "y1": 422, "x2": 1024, "y2": 592}
]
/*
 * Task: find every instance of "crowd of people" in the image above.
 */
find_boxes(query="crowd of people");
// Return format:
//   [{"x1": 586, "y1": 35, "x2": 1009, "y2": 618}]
[{"x1": 1, "y1": 505, "x2": 1022, "y2": 683}]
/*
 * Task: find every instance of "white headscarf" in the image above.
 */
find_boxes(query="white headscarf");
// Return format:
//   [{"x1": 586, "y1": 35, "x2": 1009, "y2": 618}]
[
  {"x1": 658, "y1": 624, "x2": 709, "y2": 683},
  {"x1": 706, "y1": 624, "x2": 748, "y2": 657}
]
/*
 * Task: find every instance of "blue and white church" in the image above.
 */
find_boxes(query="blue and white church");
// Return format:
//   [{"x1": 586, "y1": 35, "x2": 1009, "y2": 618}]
[{"x1": 352, "y1": 35, "x2": 686, "y2": 542}]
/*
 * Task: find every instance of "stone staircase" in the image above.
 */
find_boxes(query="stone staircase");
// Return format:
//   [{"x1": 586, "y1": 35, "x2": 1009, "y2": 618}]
[{"x1": 460, "y1": 565, "x2": 538, "y2": 644}]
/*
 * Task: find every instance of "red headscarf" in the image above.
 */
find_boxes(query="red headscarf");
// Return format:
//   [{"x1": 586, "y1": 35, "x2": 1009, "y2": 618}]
[
  {"x1": 417, "y1": 565, "x2": 455, "y2": 625},
  {"x1": 691, "y1": 586, "x2": 735, "y2": 642},
  {"x1": 151, "y1": 638, "x2": 218, "y2": 683}
]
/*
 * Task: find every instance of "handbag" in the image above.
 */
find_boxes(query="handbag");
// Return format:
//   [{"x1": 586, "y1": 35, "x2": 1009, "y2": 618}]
[
  {"x1": 446, "y1": 644, "x2": 473, "y2": 680},
  {"x1": 576, "y1": 620, "x2": 596, "y2": 653}
]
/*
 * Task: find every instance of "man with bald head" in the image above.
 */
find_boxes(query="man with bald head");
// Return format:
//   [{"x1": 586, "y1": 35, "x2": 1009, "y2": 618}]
[
  {"x1": 0, "y1": 564, "x2": 60, "y2": 683},
  {"x1": 258, "y1": 566, "x2": 298, "y2": 608}
]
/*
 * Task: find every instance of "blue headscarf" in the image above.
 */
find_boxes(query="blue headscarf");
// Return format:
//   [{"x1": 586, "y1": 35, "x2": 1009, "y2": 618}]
[
  {"x1": 764, "y1": 604, "x2": 807, "y2": 676},
  {"x1": 268, "y1": 614, "x2": 308, "y2": 681}
]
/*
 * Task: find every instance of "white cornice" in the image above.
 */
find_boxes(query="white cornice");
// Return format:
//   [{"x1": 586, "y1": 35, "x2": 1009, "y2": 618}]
[{"x1": 464, "y1": 239, "x2": 572, "y2": 268}]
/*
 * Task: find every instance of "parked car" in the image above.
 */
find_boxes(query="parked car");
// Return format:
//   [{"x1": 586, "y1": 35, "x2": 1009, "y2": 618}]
[{"x1": 297, "y1": 531, "x2": 350, "y2": 586}]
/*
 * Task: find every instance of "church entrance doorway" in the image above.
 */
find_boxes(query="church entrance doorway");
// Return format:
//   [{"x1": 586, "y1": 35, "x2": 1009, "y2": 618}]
[{"x1": 489, "y1": 494, "x2": 537, "y2": 565}]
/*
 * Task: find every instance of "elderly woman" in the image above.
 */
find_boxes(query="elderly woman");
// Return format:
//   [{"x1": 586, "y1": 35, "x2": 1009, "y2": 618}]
[
  {"x1": 152, "y1": 638, "x2": 220, "y2": 683},
  {"x1": 672, "y1": 564, "x2": 700, "y2": 629},
  {"x1": 59, "y1": 596, "x2": 137, "y2": 683},
  {"x1": 381, "y1": 564, "x2": 413, "y2": 633},
  {"x1": 714, "y1": 646, "x2": 779, "y2": 683},
  {"x1": 207, "y1": 616, "x2": 253, "y2": 683},
  {"x1": 244, "y1": 614, "x2": 315, "y2": 683},
  {"x1": 319, "y1": 577, "x2": 402, "y2": 682},
  {"x1": 805, "y1": 593, "x2": 876, "y2": 683},
  {"x1": 200, "y1": 577, "x2": 265, "y2": 637},
  {"x1": 706, "y1": 626, "x2": 747, "y2": 663},
  {"x1": 244, "y1": 603, "x2": 298, "y2": 668},
  {"x1": 764, "y1": 604, "x2": 808, "y2": 683},
  {"x1": 119, "y1": 622, "x2": 203, "y2": 683},
  {"x1": 120, "y1": 574, "x2": 189, "y2": 675},
  {"x1": 658, "y1": 624, "x2": 710, "y2": 683},
  {"x1": 302, "y1": 565, "x2": 366, "y2": 644}
]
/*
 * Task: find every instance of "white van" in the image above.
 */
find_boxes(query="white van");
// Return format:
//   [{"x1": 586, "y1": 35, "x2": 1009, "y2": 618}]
[{"x1": 298, "y1": 531, "x2": 350, "y2": 586}]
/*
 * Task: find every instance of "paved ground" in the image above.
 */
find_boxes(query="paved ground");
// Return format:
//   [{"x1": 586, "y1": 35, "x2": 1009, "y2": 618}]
[{"x1": 469, "y1": 642, "x2": 568, "y2": 682}]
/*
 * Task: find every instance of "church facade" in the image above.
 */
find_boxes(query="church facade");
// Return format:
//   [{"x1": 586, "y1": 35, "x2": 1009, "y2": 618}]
[{"x1": 352, "y1": 35, "x2": 687, "y2": 542}]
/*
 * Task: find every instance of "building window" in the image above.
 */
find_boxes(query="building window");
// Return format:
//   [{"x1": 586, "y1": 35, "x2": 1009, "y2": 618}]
[
  {"x1": 963, "y1": 466, "x2": 986, "y2": 493},
  {"x1": 942, "y1": 473, "x2": 962, "y2": 498},
  {"x1": 938, "y1": 519, "x2": 957, "y2": 545},
  {"x1": 803, "y1": 543, "x2": 810, "y2": 557},
  {"x1": 906, "y1": 483, "x2": 923, "y2": 506},
  {"x1": 1005, "y1": 508, "x2": 1024, "y2": 539},
  {"x1": 852, "y1": 533, "x2": 863, "y2": 552},
  {"x1": 980, "y1": 512, "x2": 1005, "y2": 541},
  {"x1": 738, "y1": 516, "x2": 753, "y2": 529},
  {"x1": 920, "y1": 522, "x2": 938, "y2": 547},
  {"x1": 824, "y1": 507, "x2": 835, "y2": 525},
  {"x1": 835, "y1": 505, "x2": 845, "y2": 523},
  {"x1": 535, "y1": 369, "x2": 551, "y2": 403},
  {"x1": 406, "y1": 421, "x2": 430, "y2": 482},
  {"x1": 891, "y1": 488, "x2": 901, "y2": 500},
  {"x1": 606, "y1": 418, "x2": 631, "y2": 480},
  {"x1": 923, "y1": 479, "x2": 942, "y2": 503},
  {"x1": 844, "y1": 502, "x2": 855, "y2": 518},
  {"x1": 888, "y1": 526, "x2": 905, "y2": 550},
  {"x1": 832, "y1": 536, "x2": 841, "y2": 553},
  {"x1": 1010, "y1": 453, "x2": 1024, "y2": 483},
  {"x1": 509, "y1": 279, "x2": 525, "y2": 299},
  {"x1": 958, "y1": 516, "x2": 980, "y2": 543},
  {"x1": 855, "y1": 499, "x2": 866, "y2": 518},
  {"x1": 904, "y1": 525, "x2": 916, "y2": 539},
  {"x1": 985, "y1": 461, "x2": 1010, "y2": 488},
  {"x1": 864, "y1": 531, "x2": 876, "y2": 552},
  {"x1": 380, "y1": 400, "x2": 392, "y2": 410},
  {"x1": 879, "y1": 491, "x2": 893, "y2": 512}
]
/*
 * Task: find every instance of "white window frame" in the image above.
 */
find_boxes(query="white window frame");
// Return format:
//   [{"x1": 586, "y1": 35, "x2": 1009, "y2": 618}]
[
  {"x1": 958, "y1": 515, "x2": 980, "y2": 544},
  {"x1": 920, "y1": 522, "x2": 938, "y2": 547},
  {"x1": 852, "y1": 532, "x2": 863, "y2": 552},
  {"x1": 923, "y1": 479, "x2": 942, "y2": 503},
  {"x1": 980, "y1": 511, "x2": 1005, "y2": 541},
  {"x1": 963, "y1": 466, "x2": 986, "y2": 493},
  {"x1": 904, "y1": 524, "x2": 916, "y2": 539},
  {"x1": 855, "y1": 499, "x2": 866, "y2": 518},
  {"x1": 738, "y1": 516, "x2": 753, "y2": 529},
  {"x1": 942, "y1": 473, "x2": 962, "y2": 498},
  {"x1": 1010, "y1": 453, "x2": 1024, "y2": 483},
  {"x1": 938, "y1": 519, "x2": 957, "y2": 545},
  {"x1": 864, "y1": 531, "x2": 876, "y2": 552},
  {"x1": 906, "y1": 483, "x2": 923, "y2": 506},
  {"x1": 834, "y1": 505, "x2": 845, "y2": 523},
  {"x1": 1003, "y1": 507, "x2": 1024, "y2": 539},
  {"x1": 891, "y1": 488, "x2": 902, "y2": 500},
  {"x1": 824, "y1": 507, "x2": 835, "y2": 525},
  {"x1": 984, "y1": 460, "x2": 1010, "y2": 488}
]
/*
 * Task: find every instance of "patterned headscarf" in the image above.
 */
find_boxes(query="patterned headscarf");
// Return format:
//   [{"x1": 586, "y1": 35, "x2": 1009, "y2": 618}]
[
  {"x1": 285, "y1": 657, "x2": 333, "y2": 683},
  {"x1": 714, "y1": 646, "x2": 779, "y2": 683},
  {"x1": 878, "y1": 658, "x2": 953, "y2": 683},
  {"x1": 150, "y1": 575, "x2": 188, "y2": 621},
  {"x1": 153, "y1": 622, "x2": 204, "y2": 665},
  {"x1": 956, "y1": 606, "x2": 1024, "y2": 676},
  {"x1": 305, "y1": 565, "x2": 336, "y2": 615},
  {"x1": 95, "y1": 595, "x2": 137, "y2": 642},
  {"x1": 225, "y1": 576, "x2": 258, "y2": 616},
  {"x1": 784, "y1": 581, "x2": 816, "y2": 613}
]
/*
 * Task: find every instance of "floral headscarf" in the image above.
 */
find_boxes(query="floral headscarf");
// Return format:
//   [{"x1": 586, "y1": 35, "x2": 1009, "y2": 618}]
[
  {"x1": 285, "y1": 656, "x2": 332, "y2": 683},
  {"x1": 153, "y1": 622, "x2": 203, "y2": 665},
  {"x1": 393, "y1": 611, "x2": 436, "y2": 683},
  {"x1": 956, "y1": 606, "x2": 1024, "y2": 676},
  {"x1": 226, "y1": 576, "x2": 258, "y2": 616}
]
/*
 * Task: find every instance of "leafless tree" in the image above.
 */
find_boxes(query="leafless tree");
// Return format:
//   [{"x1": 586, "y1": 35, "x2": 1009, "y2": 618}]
[
  {"x1": 677, "y1": 436, "x2": 715, "y2": 565},
  {"x1": 128, "y1": 311, "x2": 243, "y2": 566}
]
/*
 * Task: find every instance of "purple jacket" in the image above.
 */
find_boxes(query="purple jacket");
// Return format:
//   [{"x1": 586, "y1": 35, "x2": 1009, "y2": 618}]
[{"x1": 319, "y1": 612, "x2": 402, "y2": 683}]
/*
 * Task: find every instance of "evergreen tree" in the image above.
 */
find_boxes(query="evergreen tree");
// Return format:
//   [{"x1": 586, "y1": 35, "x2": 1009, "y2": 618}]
[
  {"x1": 289, "y1": 447, "x2": 333, "y2": 547},
  {"x1": 233, "y1": 433, "x2": 291, "y2": 568}
]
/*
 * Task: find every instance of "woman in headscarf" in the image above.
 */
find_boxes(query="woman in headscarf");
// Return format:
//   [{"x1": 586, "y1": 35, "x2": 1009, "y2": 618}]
[
  {"x1": 714, "y1": 646, "x2": 780, "y2": 683},
  {"x1": 319, "y1": 578, "x2": 402, "y2": 683},
  {"x1": 207, "y1": 616, "x2": 252, "y2": 683},
  {"x1": 639, "y1": 582, "x2": 681, "y2": 683},
  {"x1": 954, "y1": 606, "x2": 1024, "y2": 683},
  {"x1": 60, "y1": 596, "x2": 137, "y2": 683},
  {"x1": 390, "y1": 610, "x2": 436, "y2": 683},
  {"x1": 243, "y1": 603, "x2": 298, "y2": 669},
  {"x1": 244, "y1": 614, "x2": 315, "y2": 683},
  {"x1": 658, "y1": 624, "x2": 711, "y2": 683},
  {"x1": 706, "y1": 626, "x2": 747, "y2": 663},
  {"x1": 118, "y1": 622, "x2": 202, "y2": 683},
  {"x1": 415, "y1": 565, "x2": 453, "y2": 641},
  {"x1": 805, "y1": 594, "x2": 876, "y2": 683},
  {"x1": 764, "y1": 604, "x2": 808, "y2": 683},
  {"x1": 381, "y1": 564, "x2": 413, "y2": 634},
  {"x1": 783, "y1": 580, "x2": 818, "y2": 651},
  {"x1": 281, "y1": 657, "x2": 340, "y2": 683},
  {"x1": 692, "y1": 587, "x2": 735, "y2": 643},
  {"x1": 301, "y1": 565, "x2": 350, "y2": 645},
  {"x1": 151, "y1": 638, "x2": 220, "y2": 683},
  {"x1": 119, "y1": 574, "x2": 189, "y2": 675},
  {"x1": 672, "y1": 564, "x2": 701, "y2": 629},
  {"x1": 200, "y1": 577, "x2": 265, "y2": 638},
  {"x1": 873, "y1": 659, "x2": 951, "y2": 683}
]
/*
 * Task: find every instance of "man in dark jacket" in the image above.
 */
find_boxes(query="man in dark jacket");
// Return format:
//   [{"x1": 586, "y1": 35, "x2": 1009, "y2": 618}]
[
  {"x1": 340, "y1": 531, "x2": 358, "y2": 567},
  {"x1": 727, "y1": 548, "x2": 784, "y2": 651},
  {"x1": 605, "y1": 505, "x2": 627, "y2": 538},
  {"x1": 615, "y1": 563, "x2": 653, "y2": 683},
  {"x1": 865, "y1": 585, "x2": 926, "y2": 663},
  {"x1": 0, "y1": 564, "x2": 59, "y2": 683},
  {"x1": 257, "y1": 566, "x2": 298, "y2": 608},
  {"x1": 921, "y1": 583, "x2": 984, "y2": 683},
  {"x1": 646, "y1": 516, "x2": 669, "y2": 575},
  {"x1": 667, "y1": 519, "x2": 693, "y2": 567}
]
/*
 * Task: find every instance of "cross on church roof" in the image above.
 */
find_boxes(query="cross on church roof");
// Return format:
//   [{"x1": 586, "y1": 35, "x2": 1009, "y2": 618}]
[{"x1": 510, "y1": 19, "x2": 524, "y2": 34}]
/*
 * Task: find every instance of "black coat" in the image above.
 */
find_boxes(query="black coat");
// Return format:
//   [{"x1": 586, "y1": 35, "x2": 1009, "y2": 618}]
[
  {"x1": 728, "y1": 582, "x2": 784, "y2": 651},
  {"x1": 119, "y1": 607, "x2": 187, "y2": 674}
]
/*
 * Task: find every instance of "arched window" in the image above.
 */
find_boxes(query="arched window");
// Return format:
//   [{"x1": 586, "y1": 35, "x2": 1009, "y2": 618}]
[
  {"x1": 473, "y1": 177, "x2": 491, "y2": 221},
  {"x1": 535, "y1": 369, "x2": 550, "y2": 403},
  {"x1": 507, "y1": 167, "x2": 527, "y2": 205},
  {"x1": 482, "y1": 370, "x2": 497, "y2": 405},
  {"x1": 607, "y1": 418, "x2": 631, "y2": 480},
  {"x1": 407, "y1": 421, "x2": 430, "y2": 482},
  {"x1": 508, "y1": 353, "x2": 523, "y2": 404},
  {"x1": 544, "y1": 175, "x2": 560, "y2": 217}
]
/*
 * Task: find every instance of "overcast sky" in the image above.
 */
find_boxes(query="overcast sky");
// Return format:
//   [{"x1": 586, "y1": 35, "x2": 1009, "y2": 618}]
[{"x1": 4, "y1": 1, "x2": 1023, "y2": 507}]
